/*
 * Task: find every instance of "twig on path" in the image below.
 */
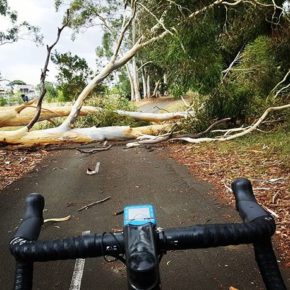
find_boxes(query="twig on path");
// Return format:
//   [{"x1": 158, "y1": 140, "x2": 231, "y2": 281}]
[
  {"x1": 261, "y1": 205, "x2": 279, "y2": 219},
  {"x1": 114, "y1": 210, "x2": 124, "y2": 216},
  {"x1": 86, "y1": 161, "x2": 100, "y2": 175},
  {"x1": 78, "y1": 196, "x2": 111, "y2": 212},
  {"x1": 153, "y1": 106, "x2": 170, "y2": 113},
  {"x1": 77, "y1": 145, "x2": 112, "y2": 154},
  {"x1": 44, "y1": 215, "x2": 71, "y2": 223}
]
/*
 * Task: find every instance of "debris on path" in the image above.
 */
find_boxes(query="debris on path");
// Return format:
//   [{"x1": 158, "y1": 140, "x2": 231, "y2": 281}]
[
  {"x1": 0, "y1": 149, "x2": 48, "y2": 190},
  {"x1": 44, "y1": 215, "x2": 71, "y2": 223},
  {"x1": 86, "y1": 161, "x2": 101, "y2": 175},
  {"x1": 78, "y1": 196, "x2": 111, "y2": 212},
  {"x1": 77, "y1": 144, "x2": 112, "y2": 154},
  {"x1": 114, "y1": 209, "x2": 124, "y2": 216}
]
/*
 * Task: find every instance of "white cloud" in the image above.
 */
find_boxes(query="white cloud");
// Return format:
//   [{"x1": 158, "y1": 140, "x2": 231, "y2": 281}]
[{"x1": 0, "y1": 1, "x2": 102, "y2": 85}]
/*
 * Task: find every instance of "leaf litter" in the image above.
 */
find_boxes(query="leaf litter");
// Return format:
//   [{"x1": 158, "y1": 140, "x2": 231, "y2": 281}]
[
  {"x1": 167, "y1": 143, "x2": 290, "y2": 267},
  {"x1": 0, "y1": 149, "x2": 48, "y2": 191}
]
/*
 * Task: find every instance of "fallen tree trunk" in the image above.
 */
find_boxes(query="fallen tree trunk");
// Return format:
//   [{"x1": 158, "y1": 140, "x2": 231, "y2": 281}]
[
  {"x1": 0, "y1": 103, "x2": 193, "y2": 127},
  {"x1": 0, "y1": 105, "x2": 100, "y2": 127},
  {"x1": 114, "y1": 110, "x2": 194, "y2": 122},
  {"x1": 0, "y1": 124, "x2": 171, "y2": 146}
]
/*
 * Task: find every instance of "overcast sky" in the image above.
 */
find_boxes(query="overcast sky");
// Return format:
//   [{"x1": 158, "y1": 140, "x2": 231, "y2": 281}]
[{"x1": 0, "y1": 0, "x2": 103, "y2": 85}]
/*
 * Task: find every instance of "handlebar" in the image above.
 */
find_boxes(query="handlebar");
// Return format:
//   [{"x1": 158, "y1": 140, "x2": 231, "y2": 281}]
[
  {"x1": 232, "y1": 178, "x2": 269, "y2": 222},
  {"x1": 10, "y1": 178, "x2": 286, "y2": 290},
  {"x1": 14, "y1": 193, "x2": 44, "y2": 241}
]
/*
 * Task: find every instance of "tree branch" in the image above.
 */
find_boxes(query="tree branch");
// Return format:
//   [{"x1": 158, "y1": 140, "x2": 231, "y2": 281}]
[
  {"x1": 26, "y1": 11, "x2": 70, "y2": 130},
  {"x1": 271, "y1": 69, "x2": 290, "y2": 99},
  {"x1": 111, "y1": 0, "x2": 137, "y2": 62},
  {"x1": 222, "y1": 49, "x2": 242, "y2": 80},
  {"x1": 172, "y1": 104, "x2": 290, "y2": 143},
  {"x1": 138, "y1": 2, "x2": 174, "y2": 36}
]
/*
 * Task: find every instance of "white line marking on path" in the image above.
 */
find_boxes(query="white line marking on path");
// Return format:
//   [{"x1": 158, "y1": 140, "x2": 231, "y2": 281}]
[{"x1": 69, "y1": 230, "x2": 90, "y2": 290}]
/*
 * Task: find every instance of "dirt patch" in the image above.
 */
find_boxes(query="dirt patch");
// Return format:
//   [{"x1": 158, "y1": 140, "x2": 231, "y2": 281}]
[
  {"x1": 0, "y1": 149, "x2": 48, "y2": 191},
  {"x1": 166, "y1": 143, "x2": 290, "y2": 267}
]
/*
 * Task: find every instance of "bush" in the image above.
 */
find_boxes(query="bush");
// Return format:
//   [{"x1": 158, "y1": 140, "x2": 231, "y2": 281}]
[
  {"x1": 0, "y1": 97, "x2": 8, "y2": 106},
  {"x1": 237, "y1": 36, "x2": 281, "y2": 98},
  {"x1": 205, "y1": 82, "x2": 252, "y2": 121},
  {"x1": 201, "y1": 36, "x2": 284, "y2": 123},
  {"x1": 76, "y1": 95, "x2": 149, "y2": 127}
]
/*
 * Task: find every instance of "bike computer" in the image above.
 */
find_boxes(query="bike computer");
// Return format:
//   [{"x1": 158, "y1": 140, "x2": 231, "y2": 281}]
[
  {"x1": 123, "y1": 204, "x2": 159, "y2": 290},
  {"x1": 124, "y1": 204, "x2": 156, "y2": 226}
]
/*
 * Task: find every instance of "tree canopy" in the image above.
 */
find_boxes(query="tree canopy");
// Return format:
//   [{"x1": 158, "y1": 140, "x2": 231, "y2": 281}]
[
  {"x1": 51, "y1": 51, "x2": 93, "y2": 101},
  {"x1": 0, "y1": 0, "x2": 42, "y2": 46}
]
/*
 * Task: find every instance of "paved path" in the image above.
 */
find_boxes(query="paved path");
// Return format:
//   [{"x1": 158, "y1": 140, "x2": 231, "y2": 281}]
[
  {"x1": 137, "y1": 97, "x2": 181, "y2": 113},
  {"x1": 1, "y1": 145, "x2": 289, "y2": 289}
]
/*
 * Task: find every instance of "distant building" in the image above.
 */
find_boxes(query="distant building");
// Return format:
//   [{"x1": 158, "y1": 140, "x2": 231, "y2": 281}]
[
  {"x1": 0, "y1": 85, "x2": 10, "y2": 97},
  {"x1": 13, "y1": 84, "x2": 36, "y2": 99}
]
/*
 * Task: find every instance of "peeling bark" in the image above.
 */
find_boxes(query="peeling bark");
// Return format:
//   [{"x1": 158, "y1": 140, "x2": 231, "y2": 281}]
[
  {"x1": 0, "y1": 124, "x2": 170, "y2": 146},
  {"x1": 115, "y1": 110, "x2": 193, "y2": 122},
  {"x1": 0, "y1": 105, "x2": 100, "y2": 127}
]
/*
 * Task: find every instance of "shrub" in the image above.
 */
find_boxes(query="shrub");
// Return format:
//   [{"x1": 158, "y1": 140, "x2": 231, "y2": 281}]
[
  {"x1": 76, "y1": 95, "x2": 149, "y2": 127},
  {"x1": 0, "y1": 97, "x2": 8, "y2": 106}
]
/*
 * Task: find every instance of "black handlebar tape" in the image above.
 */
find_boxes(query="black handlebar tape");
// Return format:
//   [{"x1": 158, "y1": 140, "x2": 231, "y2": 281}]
[
  {"x1": 254, "y1": 240, "x2": 287, "y2": 290},
  {"x1": 231, "y1": 178, "x2": 270, "y2": 222},
  {"x1": 11, "y1": 233, "x2": 125, "y2": 262},
  {"x1": 14, "y1": 193, "x2": 45, "y2": 241},
  {"x1": 13, "y1": 261, "x2": 33, "y2": 290}
]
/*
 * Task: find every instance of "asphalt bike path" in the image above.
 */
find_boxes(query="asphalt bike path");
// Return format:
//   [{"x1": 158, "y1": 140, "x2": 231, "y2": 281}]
[{"x1": 1, "y1": 145, "x2": 290, "y2": 289}]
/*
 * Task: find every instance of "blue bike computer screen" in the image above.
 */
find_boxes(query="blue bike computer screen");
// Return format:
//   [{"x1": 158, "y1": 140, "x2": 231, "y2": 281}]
[{"x1": 124, "y1": 204, "x2": 156, "y2": 226}]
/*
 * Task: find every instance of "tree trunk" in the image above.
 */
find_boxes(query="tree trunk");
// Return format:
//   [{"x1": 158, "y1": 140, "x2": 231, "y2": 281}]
[
  {"x1": 152, "y1": 80, "x2": 160, "y2": 97},
  {"x1": 115, "y1": 110, "x2": 192, "y2": 122},
  {"x1": 141, "y1": 67, "x2": 147, "y2": 98},
  {"x1": 132, "y1": 56, "x2": 141, "y2": 101},
  {"x1": 0, "y1": 124, "x2": 171, "y2": 146},
  {"x1": 0, "y1": 103, "x2": 193, "y2": 128},
  {"x1": 131, "y1": 17, "x2": 141, "y2": 102},
  {"x1": 146, "y1": 74, "x2": 151, "y2": 98},
  {"x1": 0, "y1": 105, "x2": 100, "y2": 127},
  {"x1": 126, "y1": 64, "x2": 135, "y2": 101},
  {"x1": 163, "y1": 73, "x2": 168, "y2": 96}
]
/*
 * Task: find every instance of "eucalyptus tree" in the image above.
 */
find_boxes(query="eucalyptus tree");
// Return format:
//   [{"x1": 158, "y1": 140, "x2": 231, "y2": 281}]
[
  {"x1": 1, "y1": 0, "x2": 289, "y2": 146},
  {"x1": 51, "y1": 51, "x2": 93, "y2": 101}
]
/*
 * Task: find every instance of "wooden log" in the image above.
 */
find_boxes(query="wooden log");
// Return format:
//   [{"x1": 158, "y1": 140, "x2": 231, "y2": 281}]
[
  {"x1": 0, "y1": 124, "x2": 171, "y2": 146},
  {"x1": 0, "y1": 105, "x2": 100, "y2": 127}
]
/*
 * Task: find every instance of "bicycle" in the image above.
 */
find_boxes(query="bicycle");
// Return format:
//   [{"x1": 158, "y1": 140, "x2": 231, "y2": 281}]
[{"x1": 10, "y1": 178, "x2": 287, "y2": 290}]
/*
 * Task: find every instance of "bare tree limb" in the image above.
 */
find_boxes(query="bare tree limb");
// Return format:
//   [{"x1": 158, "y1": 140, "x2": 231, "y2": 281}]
[
  {"x1": 184, "y1": 118, "x2": 232, "y2": 138},
  {"x1": 111, "y1": 0, "x2": 137, "y2": 63},
  {"x1": 271, "y1": 69, "x2": 290, "y2": 99},
  {"x1": 171, "y1": 104, "x2": 290, "y2": 143},
  {"x1": 272, "y1": 71, "x2": 290, "y2": 93},
  {"x1": 26, "y1": 10, "x2": 70, "y2": 130},
  {"x1": 138, "y1": 2, "x2": 174, "y2": 36},
  {"x1": 222, "y1": 49, "x2": 242, "y2": 80},
  {"x1": 137, "y1": 61, "x2": 153, "y2": 71}
]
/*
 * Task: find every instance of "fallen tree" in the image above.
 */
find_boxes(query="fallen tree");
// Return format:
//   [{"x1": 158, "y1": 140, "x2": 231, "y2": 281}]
[
  {"x1": 125, "y1": 104, "x2": 290, "y2": 147},
  {"x1": 1, "y1": 1, "x2": 286, "y2": 147},
  {"x1": 0, "y1": 102, "x2": 193, "y2": 127},
  {"x1": 0, "y1": 103, "x2": 100, "y2": 127},
  {"x1": 0, "y1": 124, "x2": 171, "y2": 146}
]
